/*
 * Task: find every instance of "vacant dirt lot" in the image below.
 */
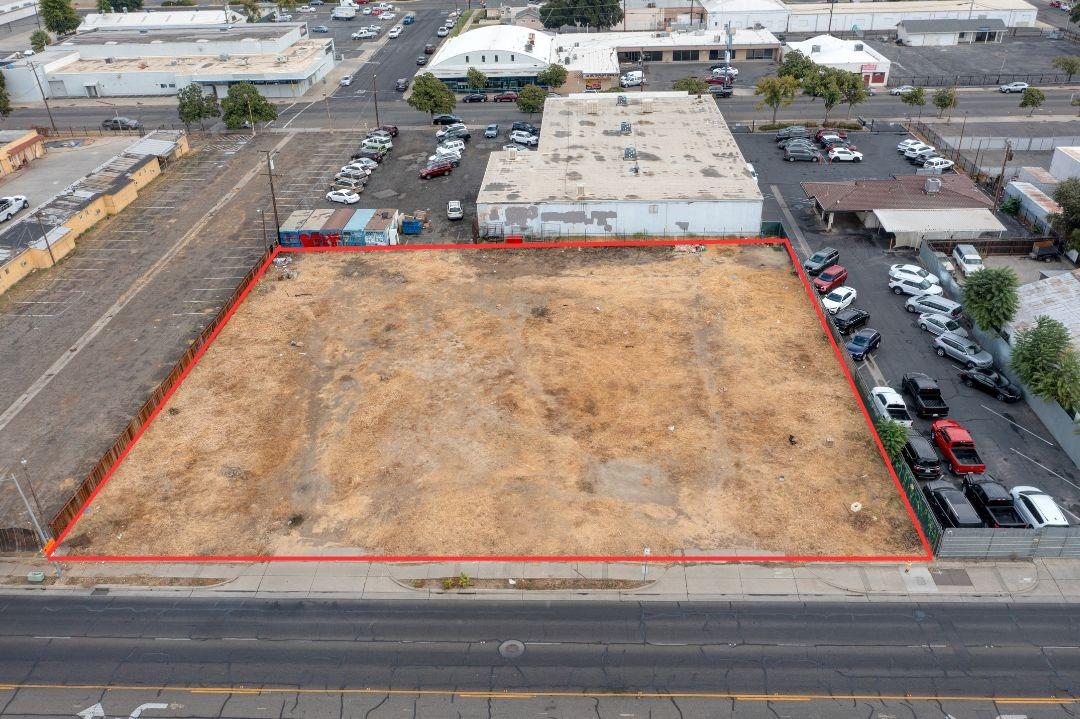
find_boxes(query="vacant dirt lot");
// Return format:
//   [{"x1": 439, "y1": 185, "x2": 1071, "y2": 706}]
[{"x1": 62, "y1": 245, "x2": 922, "y2": 558}]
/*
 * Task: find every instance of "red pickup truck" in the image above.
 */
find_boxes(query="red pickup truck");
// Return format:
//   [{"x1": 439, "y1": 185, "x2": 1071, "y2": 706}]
[{"x1": 930, "y1": 419, "x2": 986, "y2": 475}]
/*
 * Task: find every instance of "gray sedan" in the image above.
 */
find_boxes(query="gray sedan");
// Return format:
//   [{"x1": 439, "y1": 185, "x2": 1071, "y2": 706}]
[{"x1": 917, "y1": 312, "x2": 968, "y2": 338}]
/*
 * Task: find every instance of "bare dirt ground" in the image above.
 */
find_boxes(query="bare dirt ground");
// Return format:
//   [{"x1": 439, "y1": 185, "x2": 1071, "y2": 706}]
[{"x1": 62, "y1": 244, "x2": 922, "y2": 558}]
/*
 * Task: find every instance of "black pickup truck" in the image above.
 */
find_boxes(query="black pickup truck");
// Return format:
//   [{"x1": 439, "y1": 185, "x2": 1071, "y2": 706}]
[
  {"x1": 963, "y1": 477, "x2": 1030, "y2": 529},
  {"x1": 902, "y1": 372, "x2": 950, "y2": 419}
]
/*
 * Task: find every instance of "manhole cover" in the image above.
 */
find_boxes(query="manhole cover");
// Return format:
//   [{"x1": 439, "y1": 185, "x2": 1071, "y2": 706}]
[{"x1": 498, "y1": 640, "x2": 525, "y2": 659}]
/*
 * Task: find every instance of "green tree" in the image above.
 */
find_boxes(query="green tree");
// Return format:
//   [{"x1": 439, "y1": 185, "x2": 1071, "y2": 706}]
[
  {"x1": 932, "y1": 87, "x2": 956, "y2": 118},
  {"x1": 777, "y1": 49, "x2": 815, "y2": 80},
  {"x1": 1073, "y1": 3, "x2": 1080, "y2": 23},
  {"x1": 754, "y1": 75, "x2": 799, "y2": 124},
  {"x1": 465, "y1": 67, "x2": 487, "y2": 92},
  {"x1": 1050, "y1": 177, "x2": 1080, "y2": 245},
  {"x1": 220, "y1": 83, "x2": 276, "y2": 129},
  {"x1": 40, "y1": 0, "x2": 80, "y2": 35},
  {"x1": 537, "y1": 63, "x2": 568, "y2": 89},
  {"x1": 874, "y1": 418, "x2": 909, "y2": 462},
  {"x1": 900, "y1": 86, "x2": 926, "y2": 115},
  {"x1": 961, "y1": 266, "x2": 1019, "y2": 332},
  {"x1": 1011, "y1": 315, "x2": 1080, "y2": 412},
  {"x1": 407, "y1": 72, "x2": 457, "y2": 117},
  {"x1": 0, "y1": 73, "x2": 11, "y2": 118},
  {"x1": 177, "y1": 84, "x2": 221, "y2": 129},
  {"x1": 804, "y1": 69, "x2": 843, "y2": 124},
  {"x1": 1052, "y1": 55, "x2": 1080, "y2": 82},
  {"x1": 515, "y1": 83, "x2": 547, "y2": 115},
  {"x1": 236, "y1": 0, "x2": 260, "y2": 21},
  {"x1": 109, "y1": 0, "x2": 143, "y2": 10},
  {"x1": 673, "y1": 75, "x2": 709, "y2": 96},
  {"x1": 540, "y1": 0, "x2": 622, "y2": 29},
  {"x1": 95, "y1": 0, "x2": 111, "y2": 12},
  {"x1": 29, "y1": 29, "x2": 51, "y2": 53},
  {"x1": 278, "y1": 0, "x2": 297, "y2": 10},
  {"x1": 1019, "y1": 87, "x2": 1046, "y2": 116},
  {"x1": 838, "y1": 71, "x2": 869, "y2": 118}
]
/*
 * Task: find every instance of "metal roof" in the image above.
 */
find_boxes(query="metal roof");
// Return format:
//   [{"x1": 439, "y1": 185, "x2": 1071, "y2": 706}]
[
  {"x1": 124, "y1": 130, "x2": 184, "y2": 159},
  {"x1": 899, "y1": 18, "x2": 1007, "y2": 32},
  {"x1": 1008, "y1": 269, "x2": 1080, "y2": 346},
  {"x1": 871, "y1": 208, "x2": 1006, "y2": 234}
]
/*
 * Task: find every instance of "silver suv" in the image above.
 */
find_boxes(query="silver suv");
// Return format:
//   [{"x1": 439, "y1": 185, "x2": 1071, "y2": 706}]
[
  {"x1": 905, "y1": 294, "x2": 963, "y2": 319},
  {"x1": 932, "y1": 331, "x2": 993, "y2": 369}
]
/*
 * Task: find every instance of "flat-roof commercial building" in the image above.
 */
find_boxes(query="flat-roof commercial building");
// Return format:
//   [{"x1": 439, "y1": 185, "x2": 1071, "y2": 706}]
[
  {"x1": 1, "y1": 22, "x2": 335, "y2": 100},
  {"x1": 476, "y1": 92, "x2": 763, "y2": 239},
  {"x1": 897, "y1": 18, "x2": 1007, "y2": 45},
  {"x1": 784, "y1": 35, "x2": 891, "y2": 86},
  {"x1": 77, "y1": 9, "x2": 245, "y2": 32},
  {"x1": 785, "y1": 0, "x2": 1036, "y2": 32}
]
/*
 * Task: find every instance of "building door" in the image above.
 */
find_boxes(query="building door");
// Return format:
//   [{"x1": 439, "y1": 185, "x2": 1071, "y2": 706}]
[{"x1": 83, "y1": 84, "x2": 98, "y2": 98}]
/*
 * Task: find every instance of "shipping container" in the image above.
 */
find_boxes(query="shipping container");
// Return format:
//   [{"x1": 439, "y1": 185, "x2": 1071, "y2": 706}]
[
  {"x1": 297, "y1": 209, "x2": 336, "y2": 248},
  {"x1": 279, "y1": 210, "x2": 316, "y2": 247},
  {"x1": 342, "y1": 208, "x2": 376, "y2": 246},
  {"x1": 365, "y1": 208, "x2": 400, "y2": 246},
  {"x1": 316, "y1": 208, "x2": 355, "y2": 247}
]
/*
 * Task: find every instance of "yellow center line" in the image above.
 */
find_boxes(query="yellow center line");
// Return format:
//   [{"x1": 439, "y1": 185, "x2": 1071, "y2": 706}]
[{"x1": 0, "y1": 683, "x2": 1075, "y2": 704}]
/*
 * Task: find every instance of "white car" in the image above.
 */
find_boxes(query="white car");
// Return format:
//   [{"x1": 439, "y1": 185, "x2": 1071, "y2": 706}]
[
  {"x1": 889, "y1": 276, "x2": 943, "y2": 297},
  {"x1": 438, "y1": 139, "x2": 466, "y2": 153},
  {"x1": 380, "y1": 12, "x2": 396, "y2": 20},
  {"x1": 274, "y1": 13, "x2": 293, "y2": 21},
  {"x1": 362, "y1": 136, "x2": 392, "y2": 151},
  {"x1": 923, "y1": 157, "x2": 955, "y2": 172},
  {"x1": 890, "y1": 85, "x2": 915, "y2": 96},
  {"x1": 828, "y1": 147, "x2": 863, "y2": 162},
  {"x1": 436, "y1": 123, "x2": 467, "y2": 138},
  {"x1": 344, "y1": 158, "x2": 377, "y2": 171},
  {"x1": 897, "y1": 138, "x2": 924, "y2": 152},
  {"x1": 1011, "y1": 486, "x2": 1069, "y2": 528},
  {"x1": 870, "y1": 387, "x2": 914, "y2": 429},
  {"x1": 297, "y1": 5, "x2": 316, "y2": 12},
  {"x1": 339, "y1": 163, "x2": 372, "y2": 176},
  {"x1": 352, "y1": 29, "x2": 376, "y2": 39},
  {"x1": 889, "y1": 263, "x2": 940, "y2": 286},
  {"x1": 508, "y1": 130, "x2": 539, "y2": 146},
  {"x1": 903, "y1": 143, "x2": 935, "y2": 160},
  {"x1": 447, "y1": 200, "x2": 464, "y2": 220},
  {"x1": 999, "y1": 81, "x2": 1029, "y2": 93},
  {"x1": 362, "y1": 6, "x2": 372, "y2": 13},
  {"x1": 326, "y1": 189, "x2": 361, "y2": 204},
  {"x1": 821, "y1": 286, "x2": 857, "y2": 314},
  {"x1": 917, "y1": 312, "x2": 968, "y2": 338},
  {"x1": 387, "y1": 25, "x2": 403, "y2": 38},
  {"x1": 0, "y1": 195, "x2": 29, "y2": 222},
  {"x1": 436, "y1": 26, "x2": 449, "y2": 36},
  {"x1": 340, "y1": 75, "x2": 352, "y2": 86}
]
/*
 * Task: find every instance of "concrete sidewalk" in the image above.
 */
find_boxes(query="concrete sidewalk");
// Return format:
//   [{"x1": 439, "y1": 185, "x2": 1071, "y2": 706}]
[{"x1": 3, "y1": 556, "x2": 1079, "y2": 603}]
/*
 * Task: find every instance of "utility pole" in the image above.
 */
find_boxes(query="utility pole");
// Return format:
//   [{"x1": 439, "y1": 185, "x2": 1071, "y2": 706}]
[
  {"x1": 246, "y1": 95, "x2": 255, "y2": 139},
  {"x1": 18, "y1": 459, "x2": 47, "y2": 533},
  {"x1": 828, "y1": 0, "x2": 835, "y2": 34},
  {"x1": 372, "y1": 73, "x2": 380, "y2": 127},
  {"x1": 324, "y1": 94, "x2": 332, "y2": 131},
  {"x1": 622, "y1": 0, "x2": 625, "y2": 31},
  {"x1": 29, "y1": 62, "x2": 57, "y2": 134},
  {"x1": 34, "y1": 211, "x2": 55, "y2": 264},
  {"x1": 259, "y1": 208, "x2": 269, "y2": 250},
  {"x1": 4, "y1": 471, "x2": 49, "y2": 551},
  {"x1": 261, "y1": 150, "x2": 282, "y2": 235},
  {"x1": 995, "y1": 140, "x2": 1012, "y2": 200},
  {"x1": 955, "y1": 111, "x2": 968, "y2": 162}
]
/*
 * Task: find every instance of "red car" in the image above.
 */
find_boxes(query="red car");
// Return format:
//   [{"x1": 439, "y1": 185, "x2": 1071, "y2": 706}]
[
  {"x1": 812, "y1": 264, "x2": 848, "y2": 294},
  {"x1": 821, "y1": 138, "x2": 858, "y2": 152},
  {"x1": 493, "y1": 91, "x2": 519, "y2": 102},
  {"x1": 706, "y1": 76, "x2": 732, "y2": 86},
  {"x1": 419, "y1": 161, "x2": 454, "y2": 179},
  {"x1": 930, "y1": 419, "x2": 987, "y2": 475},
  {"x1": 815, "y1": 128, "x2": 847, "y2": 142}
]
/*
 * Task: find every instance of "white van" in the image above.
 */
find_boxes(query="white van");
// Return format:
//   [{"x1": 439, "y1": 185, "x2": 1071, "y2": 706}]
[{"x1": 620, "y1": 70, "x2": 645, "y2": 88}]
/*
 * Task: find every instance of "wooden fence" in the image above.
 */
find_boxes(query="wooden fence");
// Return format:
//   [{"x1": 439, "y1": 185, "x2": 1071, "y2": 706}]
[{"x1": 47, "y1": 246, "x2": 276, "y2": 540}]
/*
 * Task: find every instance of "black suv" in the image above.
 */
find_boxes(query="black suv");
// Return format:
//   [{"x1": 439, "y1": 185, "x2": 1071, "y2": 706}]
[
  {"x1": 512, "y1": 121, "x2": 539, "y2": 136},
  {"x1": 102, "y1": 117, "x2": 140, "y2": 130},
  {"x1": 832, "y1": 307, "x2": 869, "y2": 335},
  {"x1": 803, "y1": 247, "x2": 839, "y2": 276},
  {"x1": 923, "y1": 480, "x2": 984, "y2": 529},
  {"x1": 395, "y1": 78, "x2": 410, "y2": 92},
  {"x1": 901, "y1": 432, "x2": 942, "y2": 480},
  {"x1": 432, "y1": 114, "x2": 463, "y2": 125},
  {"x1": 708, "y1": 85, "x2": 733, "y2": 98}
]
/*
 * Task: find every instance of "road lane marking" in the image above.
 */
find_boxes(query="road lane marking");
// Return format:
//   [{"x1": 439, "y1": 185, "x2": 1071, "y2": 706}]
[
  {"x1": 1009, "y1": 448, "x2": 1080, "y2": 492},
  {"x1": 980, "y1": 404, "x2": 1054, "y2": 446}
]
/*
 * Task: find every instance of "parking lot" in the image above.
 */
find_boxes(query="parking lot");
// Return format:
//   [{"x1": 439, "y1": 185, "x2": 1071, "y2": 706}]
[
  {"x1": 736, "y1": 129, "x2": 1080, "y2": 525},
  {"x1": 867, "y1": 35, "x2": 1077, "y2": 82}
]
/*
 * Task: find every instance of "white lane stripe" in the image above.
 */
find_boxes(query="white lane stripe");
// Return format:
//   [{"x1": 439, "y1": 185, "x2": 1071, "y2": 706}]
[{"x1": 980, "y1": 403, "x2": 1055, "y2": 446}]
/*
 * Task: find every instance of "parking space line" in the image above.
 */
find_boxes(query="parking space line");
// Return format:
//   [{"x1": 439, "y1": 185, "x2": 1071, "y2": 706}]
[
  {"x1": 980, "y1": 404, "x2": 1055, "y2": 446},
  {"x1": 1009, "y1": 448, "x2": 1080, "y2": 491},
  {"x1": 863, "y1": 354, "x2": 887, "y2": 386}
]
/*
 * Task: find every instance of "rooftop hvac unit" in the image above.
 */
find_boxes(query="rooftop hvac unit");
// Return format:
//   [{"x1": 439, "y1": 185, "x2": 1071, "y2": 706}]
[
  {"x1": 105, "y1": 56, "x2": 115, "y2": 63},
  {"x1": 620, "y1": 121, "x2": 631, "y2": 134},
  {"x1": 854, "y1": 43, "x2": 864, "y2": 51},
  {"x1": 218, "y1": 53, "x2": 230, "y2": 61},
  {"x1": 275, "y1": 56, "x2": 287, "y2": 63},
  {"x1": 587, "y1": 99, "x2": 599, "y2": 114},
  {"x1": 641, "y1": 98, "x2": 654, "y2": 113},
  {"x1": 576, "y1": 183, "x2": 585, "y2": 198},
  {"x1": 924, "y1": 177, "x2": 942, "y2": 194},
  {"x1": 624, "y1": 147, "x2": 637, "y2": 160},
  {"x1": 616, "y1": 94, "x2": 628, "y2": 106},
  {"x1": 811, "y1": 45, "x2": 821, "y2": 53}
]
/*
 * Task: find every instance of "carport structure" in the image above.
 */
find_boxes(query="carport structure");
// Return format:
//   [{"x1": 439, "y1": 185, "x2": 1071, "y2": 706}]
[{"x1": 869, "y1": 208, "x2": 1006, "y2": 249}]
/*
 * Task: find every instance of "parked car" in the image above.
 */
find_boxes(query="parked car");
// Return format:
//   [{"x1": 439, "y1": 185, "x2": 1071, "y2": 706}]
[
  {"x1": 420, "y1": 161, "x2": 454, "y2": 179},
  {"x1": 890, "y1": 85, "x2": 916, "y2": 96},
  {"x1": 437, "y1": 26, "x2": 449, "y2": 36},
  {"x1": 828, "y1": 147, "x2": 864, "y2": 162},
  {"x1": 462, "y1": 93, "x2": 487, "y2": 103},
  {"x1": 779, "y1": 137, "x2": 814, "y2": 150},
  {"x1": 821, "y1": 138, "x2": 858, "y2": 151},
  {"x1": 0, "y1": 195, "x2": 29, "y2": 223},
  {"x1": 932, "y1": 331, "x2": 993, "y2": 369},
  {"x1": 332, "y1": 177, "x2": 366, "y2": 191},
  {"x1": 512, "y1": 122, "x2": 539, "y2": 135},
  {"x1": 845, "y1": 327, "x2": 880, "y2": 361},
  {"x1": 340, "y1": 75, "x2": 353, "y2": 86},
  {"x1": 905, "y1": 294, "x2": 963, "y2": 319},
  {"x1": 822, "y1": 286, "x2": 857, "y2": 314},
  {"x1": 815, "y1": 128, "x2": 846, "y2": 142},
  {"x1": 832, "y1": 307, "x2": 870, "y2": 335},
  {"x1": 346, "y1": 157, "x2": 379, "y2": 171},
  {"x1": 336, "y1": 168, "x2": 369, "y2": 183},
  {"x1": 897, "y1": 138, "x2": 924, "y2": 152},
  {"x1": 958, "y1": 367, "x2": 1022, "y2": 402},
  {"x1": 436, "y1": 123, "x2": 467, "y2": 138},
  {"x1": 362, "y1": 136, "x2": 392, "y2": 151},
  {"x1": 999, "y1": 81, "x2": 1029, "y2": 93},
  {"x1": 775, "y1": 125, "x2": 809, "y2": 141},
  {"x1": 708, "y1": 85, "x2": 733, "y2": 98},
  {"x1": 441, "y1": 127, "x2": 471, "y2": 142},
  {"x1": 424, "y1": 43, "x2": 436, "y2": 54},
  {"x1": 803, "y1": 247, "x2": 839, "y2": 276},
  {"x1": 784, "y1": 146, "x2": 822, "y2": 162},
  {"x1": 923, "y1": 480, "x2": 985, "y2": 529},
  {"x1": 312, "y1": 25, "x2": 330, "y2": 32},
  {"x1": 812, "y1": 264, "x2": 848, "y2": 294},
  {"x1": 493, "y1": 91, "x2": 519, "y2": 102},
  {"x1": 901, "y1": 432, "x2": 943, "y2": 480},
  {"x1": 416, "y1": 55, "x2": 428, "y2": 65},
  {"x1": 870, "y1": 386, "x2": 914, "y2": 428},
  {"x1": 963, "y1": 478, "x2": 1030, "y2": 529},
  {"x1": 387, "y1": 25, "x2": 403, "y2": 37},
  {"x1": 889, "y1": 275, "x2": 944, "y2": 297},
  {"x1": 509, "y1": 130, "x2": 539, "y2": 146},
  {"x1": 297, "y1": 5, "x2": 316, "y2": 12},
  {"x1": 951, "y1": 243, "x2": 985, "y2": 276},
  {"x1": 902, "y1": 143, "x2": 934, "y2": 159},
  {"x1": 901, "y1": 372, "x2": 949, "y2": 419},
  {"x1": 374, "y1": 124, "x2": 398, "y2": 137},
  {"x1": 889, "y1": 263, "x2": 939, "y2": 286},
  {"x1": 923, "y1": 157, "x2": 956, "y2": 171},
  {"x1": 102, "y1": 117, "x2": 140, "y2": 130},
  {"x1": 484, "y1": 123, "x2": 499, "y2": 138},
  {"x1": 439, "y1": 138, "x2": 466, "y2": 152},
  {"x1": 1011, "y1": 486, "x2": 1069, "y2": 528},
  {"x1": 350, "y1": 149, "x2": 385, "y2": 162},
  {"x1": 447, "y1": 200, "x2": 464, "y2": 220},
  {"x1": 433, "y1": 114, "x2": 463, "y2": 125},
  {"x1": 817, "y1": 133, "x2": 847, "y2": 147},
  {"x1": 917, "y1": 312, "x2": 968, "y2": 338},
  {"x1": 931, "y1": 419, "x2": 986, "y2": 475},
  {"x1": 905, "y1": 146, "x2": 937, "y2": 163},
  {"x1": 326, "y1": 189, "x2": 361, "y2": 204},
  {"x1": 711, "y1": 65, "x2": 738, "y2": 77},
  {"x1": 428, "y1": 153, "x2": 460, "y2": 167}
]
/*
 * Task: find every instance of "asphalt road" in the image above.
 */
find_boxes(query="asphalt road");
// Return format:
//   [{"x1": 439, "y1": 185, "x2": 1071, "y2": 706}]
[{"x1": 0, "y1": 596, "x2": 1078, "y2": 718}]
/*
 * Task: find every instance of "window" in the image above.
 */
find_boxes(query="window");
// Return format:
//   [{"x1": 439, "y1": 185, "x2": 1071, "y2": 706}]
[
  {"x1": 746, "y1": 48, "x2": 773, "y2": 60},
  {"x1": 510, "y1": 54, "x2": 515, "y2": 60},
  {"x1": 482, "y1": 55, "x2": 486, "y2": 62},
  {"x1": 494, "y1": 55, "x2": 499, "y2": 61},
  {"x1": 708, "y1": 49, "x2": 721, "y2": 60},
  {"x1": 648, "y1": 204, "x2": 658, "y2": 214},
  {"x1": 1021, "y1": 496, "x2": 1044, "y2": 524},
  {"x1": 672, "y1": 49, "x2": 699, "y2": 61},
  {"x1": 465, "y1": 55, "x2": 469, "y2": 62},
  {"x1": 643, "y1": 50, "x2": 662, "y2": 61}
]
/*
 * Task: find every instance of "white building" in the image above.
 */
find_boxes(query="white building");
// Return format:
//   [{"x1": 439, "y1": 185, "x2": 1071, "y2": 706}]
[
  {"x1": 785, "y1": 0, "x2": 1036, "y2": 33},
  {"x1": 77, "y1": 10, "x2": 245, "y2": 33},
  {"x1": 0, "y1": 0, "x2": 38, "y2": 31},
  {"x1": 2, "y1": 23, "x2": 336, "y2": 100},
  {"x1": 1050, "y1": 147, "x2": 1080, "y2": 182},
  {"x1": 703, "y1": 0, "x2": 790, "y2": 33},
  {"x1": 476, "y1": 92, "x2": 763, "y2": 239},
  {"x1": 784, "y1": 34, "x2": 891, "y2": 86},
  {"x1": 897, "y1": 18, "x2": 1006, "y2": 45}
]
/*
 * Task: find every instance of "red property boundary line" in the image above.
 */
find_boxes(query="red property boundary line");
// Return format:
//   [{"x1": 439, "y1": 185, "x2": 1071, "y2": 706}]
[{"x1": 47, "y1": 238, "x2": 933, "y2": 563}]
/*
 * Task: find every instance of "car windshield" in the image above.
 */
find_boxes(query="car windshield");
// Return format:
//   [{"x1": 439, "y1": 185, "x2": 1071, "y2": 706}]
[
  {"x1": 810, "y1": 252, "x2": 828, "y2": 263},
  {"x1": 826, "y1": 290, "x2": 845, "y2": 301},
  {"x1": 943, "y1": 319, "x2": 959, "y2": 331},
  {"x1": 850, "y1": 335, "x2": 870, "y2": 347}
]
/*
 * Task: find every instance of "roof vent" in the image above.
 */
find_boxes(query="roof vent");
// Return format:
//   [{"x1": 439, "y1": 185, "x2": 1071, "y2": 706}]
[
  {"x1": 624, "y1": 147, "x2": 637, "y2": 160},
  {"x1": 218, "y1": 53, "x2": 230, "y2": 61},
  {"x1": 104, "y1": 56, "x2": 115, "y2": 63},
  {"x1": 587, "y1": 99, "x2": 599, "y2": 115},
  {"x1": 641, "y1": 98, "x2": 654, "y2": 113},
  {"x1": 616, "y1": 94, "x2": 628, "y2": 106},
  {"x1": 811, "y1": 44, "x2": 820, "y2": 53},
  {"x1": 576, "y1": 182, "x2": 585, "y2": 198},
  {"x1": 620, "y1": 121, "x2": 631, "y2": 134},
  {"x1": 924, "y1": 177, "x2": 942, "y2": 194},
  {"x1": 275, "y1": 55, "x2": 287, "y2": 63},
  {"x1": 854, "y1": 43, "x2": 864, "y2": 51}
]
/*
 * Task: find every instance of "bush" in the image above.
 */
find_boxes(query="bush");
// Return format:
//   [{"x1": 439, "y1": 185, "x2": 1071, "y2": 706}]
[{"x1": 1000, "y1": 196, "x2": 1021, "y2": 216}]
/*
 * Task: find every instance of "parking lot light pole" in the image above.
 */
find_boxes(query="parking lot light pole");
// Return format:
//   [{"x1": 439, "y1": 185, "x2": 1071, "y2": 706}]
[
  {"x1": 261, "y1": 150, "x2": 282, "y2": 235},
  {"x1": 372, "y1": 73, "x2": 381, "y2": 127}
]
